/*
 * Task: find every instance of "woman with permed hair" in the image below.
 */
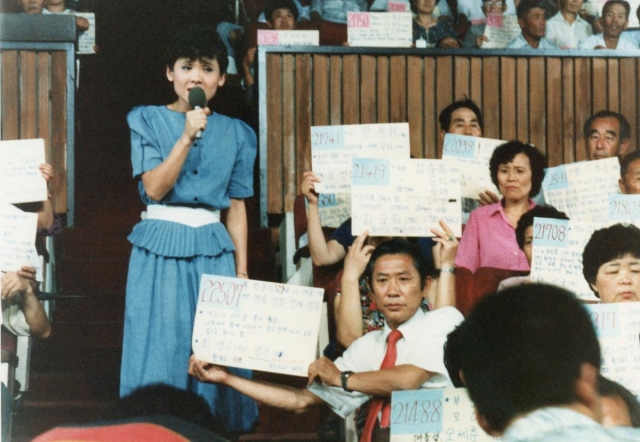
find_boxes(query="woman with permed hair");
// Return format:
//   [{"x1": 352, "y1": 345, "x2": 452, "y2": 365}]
[
  {"x1": 455, "y1": 141, "x2": 547, "y2": 273},
  {"x1": 120, "y1": 25, "x2": 258, "y2": 436},
  {"x1": 582, "y1": 223, "x2": 640, "y2": 303}
]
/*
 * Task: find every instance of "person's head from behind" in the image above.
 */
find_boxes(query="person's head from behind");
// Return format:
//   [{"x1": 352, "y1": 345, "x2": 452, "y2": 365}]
[
  {"x1": 601, "y1": 0, "x2": 630, "y2": 38},
  {"x1": 443, "y1": 325, "x2": 465, "y2": 388},
  {"x1": 582, "y1": 223, "x2": 640, "y2": 303},
  {"x1": 99, "y1": 383, "x2": 219, "y2": 432},
  {"x1": 584, "y1": 110, "x2": 631, "y2": 160},
  {"x1": 489, "y1": 141, "x2": 547, "y2": 200},
  {"x1": 18, "y1": 0, "x2": 44, "y2": 13},
  {"x1": 598, "y1": 375, "x2": 640, "y2": 428},
  {"x1": 453, "y1": 284, "x2": 601, "y2": 435},
  {"x1": 363, "y1": 238, "x2": 428, "y2": 330},
  {"x1": 516, "y1": 205, "x2": 569, "y2": 265},
  {"x1": 265, "y1": 0, "x2": 298, "y2": 30},
  {"x1": 166, "y1": 25, "x2": 228, "y2": 107},
  {"x1": 438, "y1": 99, "x2": 483, "y2": 138},
  {"x1": 482, "y1": 0, "x2": 507, "y2": 16},
  {"x1": 619, "y1": 150, "x2": 640, "y2": 194}
]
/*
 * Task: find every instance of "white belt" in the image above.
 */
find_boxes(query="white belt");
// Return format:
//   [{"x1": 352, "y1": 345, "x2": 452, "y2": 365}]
[{"x1": 143, "y1": 205, "x2": 220, "y2": 228}]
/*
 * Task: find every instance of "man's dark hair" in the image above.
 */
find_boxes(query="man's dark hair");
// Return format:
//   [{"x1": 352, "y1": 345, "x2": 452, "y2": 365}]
[
  {"x1": 265, "y1": 0, "x2": 299, "y2": 23},
  {"x1": 489, "y1": 141, "x2": 548, "y2": 198},
  {"x1": 516, "y1": 0, "x2": 546, "y2": 19},
  {"x1": 99, "y1": 383, "x2": 219, "y2": 432},
  {"x1": 364, "y1": 238, "x2": 428, "y2": 290},
  {"x1": 583, "y1": 110, "x2": 631, "y2": 143},
  {"x1": 602, "y1": 0, "x2": 631, "y2": 18},
  {"x1": 620, "y1": 150, "x2": 640, "y2": 178},
  {"x1": 166, "y1": 25, "x2": 229, "y2": 75},
  {"x1": 438, "y1": 99, "x2": 484, "y2": 133},
  {"x1": 443, "y1": 326, "x2": 465, "y2": 388},
  {"x1": 453, "y1": 284, "x2": 601, "y2": 433},
  {"x1": 582, "y1": 223, "x2": 640, "y2": 296},
  {"x1": 599, "y1": 375, "x2": 640, "y2": 428},
  {"x1": 515, "y1": 205, "x2": 569, "y2": 250}
]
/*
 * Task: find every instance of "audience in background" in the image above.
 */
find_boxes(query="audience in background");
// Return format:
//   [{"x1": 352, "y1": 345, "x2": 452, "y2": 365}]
[
  {"x1": 455, "y1": 141, "x2": 548, "y2": 273},
  {"x1": 583, "y1": 110, "x2": 631, "y2": 160},
  {"x1": 411, "y1": 0, "x2": 458, "y2": 47},
  {"x1": 507, "y1": 0, "x2": 558, "y2": 48},
  {"x1": 497, "y1": 205, "x2": 569, "y2": 290},
  {"x1": 463, "y1": 0, "x2": 508, "y2": 48},
  {"x1": 582, "y1": 223, "x2": 640, "y2": 303},
  {"x1": 578, "y1": 0, "x2": 637, "y2": 49},
  {"x1": 310, "y1": 0, "x2": 368, "y2": 24},
  {"x1": 545, "y1": 0, "x2": 593, "y2": 48},
  {"x1": 619, "y1": 151, "x2": 640, "y2": 194}
]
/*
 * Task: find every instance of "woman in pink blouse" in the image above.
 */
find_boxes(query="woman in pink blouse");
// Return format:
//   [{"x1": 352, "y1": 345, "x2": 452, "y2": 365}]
[{"x1": 455, "y1": 141, "x2": 547, "y2": 273}]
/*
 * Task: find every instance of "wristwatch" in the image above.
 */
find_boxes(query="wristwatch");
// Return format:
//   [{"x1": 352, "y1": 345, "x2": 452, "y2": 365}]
[{"x1": 341, "y1": 371, "x2": 354, "y2": 392}]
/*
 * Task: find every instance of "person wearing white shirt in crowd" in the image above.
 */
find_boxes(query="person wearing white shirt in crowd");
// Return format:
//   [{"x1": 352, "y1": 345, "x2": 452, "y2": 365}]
[
  {"x1": 578, "y1": 0, "x2": 638, "y2": 49},
  {"x1": 189, "y1": 239, "x2": 463, "y2": 441},
  {"x1": 507, "y1": 0, "x2": 558, "y2": 48},
  {"x1": 457, "y1": 0, "x2": 516, "y2": 24},
  {"x1": 545, "y1": 0, "x2": 593, "y2": 48}
]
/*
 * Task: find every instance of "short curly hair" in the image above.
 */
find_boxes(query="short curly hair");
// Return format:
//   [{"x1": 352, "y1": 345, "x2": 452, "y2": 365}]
[
  {"x1": 582, "y1": 223, "x2": 640, "y2": 296},
  {"x1": 489, "y1": 141, "x2": 547, "y2": 198}
]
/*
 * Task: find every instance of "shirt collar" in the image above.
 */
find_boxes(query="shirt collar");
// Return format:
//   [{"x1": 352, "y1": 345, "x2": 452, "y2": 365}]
[
  {"x1": 381, "y1": 308, "x2": 426, "y2": 344},
  {"x1": 489, "y1": 199, "x2": 535, "y2": 220}
]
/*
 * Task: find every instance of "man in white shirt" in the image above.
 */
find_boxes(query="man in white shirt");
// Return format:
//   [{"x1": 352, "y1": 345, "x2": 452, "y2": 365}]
[
  {"x1": 190, "y1": 239, "x2": 463, "y2": 440},
  {"x1": 449, "y1": 283, "x2": 640, "y2": 441},
  {"x1": 545, "y1": 0, "x2": 593, "y2": 48},
  {"x1": 578, "y1": 0, "x2": 639, "y2": 49},
  {"x1": 507, "y1": 0, "x2": 558, "y2": 48}
]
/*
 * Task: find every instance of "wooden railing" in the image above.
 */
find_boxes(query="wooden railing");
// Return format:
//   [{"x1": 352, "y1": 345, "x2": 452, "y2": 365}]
[
  {"x1": 258, "y1": 47, "x2": 639, "y2": 225},
  {"x1": 1, "y1": 14, "x2": 77, "y2": 224}
]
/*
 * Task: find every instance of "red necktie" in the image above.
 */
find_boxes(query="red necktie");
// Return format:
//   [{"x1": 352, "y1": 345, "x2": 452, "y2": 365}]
[{"x1": 360, "y1": 329, "x2": 403, "y2": 442}]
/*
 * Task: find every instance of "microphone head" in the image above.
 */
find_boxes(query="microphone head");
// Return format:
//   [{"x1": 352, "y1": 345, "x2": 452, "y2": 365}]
[{"x1": 188, "y1": 87, "x2": 207, "y2": 109}]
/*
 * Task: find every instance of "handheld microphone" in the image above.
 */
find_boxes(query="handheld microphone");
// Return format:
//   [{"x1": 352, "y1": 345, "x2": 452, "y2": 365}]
[{"x1": 188, "y1": 87, "x2": 207, "y2": 139}]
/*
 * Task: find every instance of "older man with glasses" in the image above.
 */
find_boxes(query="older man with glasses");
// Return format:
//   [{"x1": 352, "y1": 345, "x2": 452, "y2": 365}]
[{"x1": 463, "y1": 0, "x2": 508, "y2": 47}]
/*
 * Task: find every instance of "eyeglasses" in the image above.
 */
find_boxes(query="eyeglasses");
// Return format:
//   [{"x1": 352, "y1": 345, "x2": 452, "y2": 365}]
[{"x1": 483, "y1": 1, "x2": 505, "y2": 5}]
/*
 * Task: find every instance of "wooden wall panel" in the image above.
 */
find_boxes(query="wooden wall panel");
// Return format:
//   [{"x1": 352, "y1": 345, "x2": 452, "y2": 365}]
[
  {"x1": 50, "y1": 51, "x2": 67, "y2": 213},
  {"x1": 266, "y1": 53, "x2": 283, "y2": 213},
  {"x1": 2, "y1": 51, "x2": 19, "y2": 141},
  {"x1": 261, "y1": 50, "x2": 640, "y2": 219},
  {"x1": 20, "y1": 51, "x2": 37, "y2": 139}
]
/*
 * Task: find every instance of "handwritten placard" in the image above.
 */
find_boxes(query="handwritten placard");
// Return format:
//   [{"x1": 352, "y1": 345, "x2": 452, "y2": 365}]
[
  {"x1": 351, "y1": 158, "x2": 461, "y2": 237},
  {"x1": 0, "y1": 204, "x2": 38, "y2": 272},
  {"x1": 257, "y1": 30, "x2": 320, "y2": 46},
  {"x1": 388, "y1": 1, "x2": 409, "y2": 11},
  {"x1": 311, "y1": 123, "x2": 410, "y2": 193},
  {"x1": 317, "y1": 192, "x2": 351, "y2": 228},
  {"x1": 542, "y1": 158, "x2": 620, "y2": 221},
  {"x1": 528, "y1": 219, "x2": 638, "y2": 301},
  {"x1": 441, "y1": 134, "x2": 504, "y2": 199},
  {"x1": 483, "y1": 14, "x2": 521, "y2": 48},
  {"x1": 192, "y1": 275, "x2": 324, "y2": 377},
  {"x1": 0, "y1": 139, "x2": 48, "y2": 204},
  {"x1": 608, "y1": 194, "x2": 640, "y2": 221},
  {"x1": 391, "y1": 388, "x2": 498, "y2": 441},
  {"x1": 348, "y1": 12, "x2": 413, "y2": 47},
  {"x1": 76, "y1": 13, "x2": 96, "y2": 54},
  {"x1": 586, "y1": 302, "x2": 640, "y2": 395}
]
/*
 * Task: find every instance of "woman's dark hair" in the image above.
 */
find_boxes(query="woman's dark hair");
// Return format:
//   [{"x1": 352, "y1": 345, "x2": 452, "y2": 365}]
[
  {"x1": 515, "y1": 205, "x2": 569, "y2": 250},
  {"x1": 489, "y1": 141, "x2": 547, "y2": 198},
  {"x1": 166, "y1": 25, "x2": 229, "y2": 74},
  {"x1": 364, "y1": 238, "x2": 428, "y2": 290},
  {"x1": 265, "y1": 0, "x2": 299, "y2": 23},
  {"x1": 582, "y1": 223, "x2": 640, "y2": 296}
]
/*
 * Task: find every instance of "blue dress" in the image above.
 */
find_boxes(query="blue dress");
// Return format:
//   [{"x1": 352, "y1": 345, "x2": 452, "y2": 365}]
[{"x1": 120, "y1": 105, "x2": 259, "y2": 432}]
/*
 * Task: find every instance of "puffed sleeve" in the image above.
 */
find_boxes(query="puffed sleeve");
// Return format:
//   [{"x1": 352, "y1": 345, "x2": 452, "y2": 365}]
[
  {"x1": 455, "y1": 209, "x2": 481, "y2": 273},
  {"x1": 227, "y1": 119, "x2": 257, "y2": 199},
  {"x1": 128, "y1": 107, "x2": 164, "y2": 179}
]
